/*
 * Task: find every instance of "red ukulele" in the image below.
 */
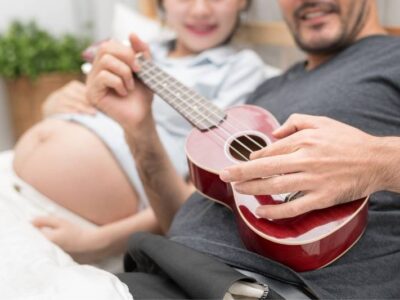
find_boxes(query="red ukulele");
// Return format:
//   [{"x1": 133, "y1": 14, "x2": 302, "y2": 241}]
[{"x1": 135, "y1": 54, "x2": 368, "y2": 272}]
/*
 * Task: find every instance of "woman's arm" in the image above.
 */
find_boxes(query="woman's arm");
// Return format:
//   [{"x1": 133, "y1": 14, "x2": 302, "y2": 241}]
[
  {"x1": 32, "y1": 207, "x2": 161, "y2": 263},
  {"x1": 42, "y1": 80, "x2": 96, "y2": 118}
]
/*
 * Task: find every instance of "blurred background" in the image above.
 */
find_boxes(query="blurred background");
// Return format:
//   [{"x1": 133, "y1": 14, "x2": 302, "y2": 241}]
[{"x1": 0, "y1": 0, "x2": 399, "y2": 151}]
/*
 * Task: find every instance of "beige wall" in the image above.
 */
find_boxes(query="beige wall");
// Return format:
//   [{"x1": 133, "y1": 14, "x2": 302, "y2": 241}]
[{"x1": 382, "y1": 0, "x2": 400, "y2": 25}]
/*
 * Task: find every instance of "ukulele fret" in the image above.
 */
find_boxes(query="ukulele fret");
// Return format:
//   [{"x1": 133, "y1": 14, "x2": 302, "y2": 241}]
[{"x1": 135, "y1": 54, "x2": 226, "y2": 130}]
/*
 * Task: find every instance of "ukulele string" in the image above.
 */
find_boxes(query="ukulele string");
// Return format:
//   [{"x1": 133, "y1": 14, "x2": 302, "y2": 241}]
[
  {"x1": 182, "y1": 86, "x2": 267, "y2": 151},
  {"x1": 139, "y1": 60, "x2": 266, "y2": 160},
  {"x1": 184, "y1": 88, "x2": 269, "y2": 150},
  {"x1": 138, "y1": 58, "x2": 264, "y2": 153},
  {"x1": 138, "y1": 61, "x2": 255, "y2": 161},
  {"x1": 143, "y1": 73, "x2": 250, "y2": 161}
]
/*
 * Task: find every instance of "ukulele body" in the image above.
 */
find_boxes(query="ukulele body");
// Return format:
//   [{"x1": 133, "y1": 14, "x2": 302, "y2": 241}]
[{"x1": 185, "y1": 104, "x2": 368, "y2": 272}]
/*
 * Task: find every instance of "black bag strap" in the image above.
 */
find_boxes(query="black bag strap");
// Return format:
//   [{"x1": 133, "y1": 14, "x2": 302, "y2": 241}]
[{"x1": 119, "y1": 232, "x2": 283, "y2": 299}]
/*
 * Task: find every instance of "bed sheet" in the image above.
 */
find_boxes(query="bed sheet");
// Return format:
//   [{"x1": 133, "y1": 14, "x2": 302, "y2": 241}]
[{"x1": 0, "y1": 151, "x2": 133, "y2": 299}]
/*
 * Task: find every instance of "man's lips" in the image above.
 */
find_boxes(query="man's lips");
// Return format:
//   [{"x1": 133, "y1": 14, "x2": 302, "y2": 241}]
[
  {"x1": 300, "y1": 11, "x2": 334, "y2": 26},
  {"x1": 302, "y1": 10, "x2": 331, "y2": 20},
  {"x1": 295, "y1": 2, "x2": 339, "y2": 24},
  {"x1": 185, "y1": 24, "x2": 218, "y2": 35}
]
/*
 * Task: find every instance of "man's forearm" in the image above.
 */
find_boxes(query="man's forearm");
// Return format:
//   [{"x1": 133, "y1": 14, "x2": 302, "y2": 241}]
[{"x1": 125, "y1": 120, "x2": 194, "y2": 233}]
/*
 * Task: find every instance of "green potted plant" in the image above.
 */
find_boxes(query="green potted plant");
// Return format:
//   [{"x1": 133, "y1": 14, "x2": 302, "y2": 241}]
[{"x1": 0, "y1": 21, "x2": 91, "y2": 138}]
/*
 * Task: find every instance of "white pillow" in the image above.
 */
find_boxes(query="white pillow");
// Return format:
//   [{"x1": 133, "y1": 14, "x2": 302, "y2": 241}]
[{"x1": 111, "y1": 3, "x2": 175, "y2": 43}]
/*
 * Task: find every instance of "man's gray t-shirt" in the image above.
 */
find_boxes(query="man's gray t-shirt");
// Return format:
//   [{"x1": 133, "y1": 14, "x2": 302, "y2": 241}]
[{"x1": 169, "y1": 35, "x2": 400, "y2": 298}]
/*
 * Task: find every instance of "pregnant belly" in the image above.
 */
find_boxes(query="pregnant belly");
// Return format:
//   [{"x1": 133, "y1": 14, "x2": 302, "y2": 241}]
[{"x1": 13, "y1": 119, "x2": 138, "y2": 225}]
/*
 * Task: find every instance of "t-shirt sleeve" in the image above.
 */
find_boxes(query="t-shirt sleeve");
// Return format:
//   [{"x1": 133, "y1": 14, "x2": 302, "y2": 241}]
[{"x1": 213, "y1": 50, "x2": 281, "y2": 109}]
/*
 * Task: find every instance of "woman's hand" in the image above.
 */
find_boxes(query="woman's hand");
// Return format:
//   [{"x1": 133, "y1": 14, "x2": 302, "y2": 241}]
[
  {"x1": 86, "y1": 34, "x2": 154, "y2": 133},
  {"x1": 42, "y1": 81, "x2": 96, "y2": 118},
  {"x1": 220, "y1": 114, "x2": 385, "y2": 220},
  {"x1": 32, "y1": 209, "x2": 162, "y2": 263},
  {"x1": 32, "y1": 216, "x2": 110, "y2": 263}
]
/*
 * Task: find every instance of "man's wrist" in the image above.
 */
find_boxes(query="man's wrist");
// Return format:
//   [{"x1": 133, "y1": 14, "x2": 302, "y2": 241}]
[
  {"x1": 124, "y1": 117, "x2": 159, "y2": 154},
  {"x1": 124, "y1": 115, "x2": 156, "y2": 136},
  {"x1": 372, "y1": 136, "x2": 400, "y2": 193}
]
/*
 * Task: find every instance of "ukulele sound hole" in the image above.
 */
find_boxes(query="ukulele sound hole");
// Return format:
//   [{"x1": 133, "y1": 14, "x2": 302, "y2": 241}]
[{"x1": 229, "y1": 134, "x2": 267, "y2": 161}]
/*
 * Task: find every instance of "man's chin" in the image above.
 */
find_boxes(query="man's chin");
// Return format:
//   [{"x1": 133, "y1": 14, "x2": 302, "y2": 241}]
[
  {"x1": 298, "y1": 43, "x2": 344, "y2": 55},
  {"x1": 295, "y1": 34, "x2": 346, "y2": 55}
]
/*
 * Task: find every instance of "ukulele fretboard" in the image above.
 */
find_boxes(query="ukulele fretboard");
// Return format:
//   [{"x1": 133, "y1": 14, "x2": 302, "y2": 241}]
[{"x1": 135, "y1": 54, "x2": 226, "y2": 131}]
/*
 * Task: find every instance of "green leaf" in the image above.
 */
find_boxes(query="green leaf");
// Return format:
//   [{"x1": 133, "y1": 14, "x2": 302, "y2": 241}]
[{"x1": 0, "y1": 20, "x2": 92, "y2": 79}]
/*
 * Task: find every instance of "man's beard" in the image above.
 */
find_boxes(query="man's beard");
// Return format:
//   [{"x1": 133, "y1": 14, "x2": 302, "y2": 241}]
[{"x1": 289, "y1": 0, "x2": 369, "y2": 55}]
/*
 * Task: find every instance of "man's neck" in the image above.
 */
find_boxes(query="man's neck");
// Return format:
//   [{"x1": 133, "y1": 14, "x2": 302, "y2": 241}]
[{"x1": 306, "y1": 54, "x2": 334, "y2": 70}]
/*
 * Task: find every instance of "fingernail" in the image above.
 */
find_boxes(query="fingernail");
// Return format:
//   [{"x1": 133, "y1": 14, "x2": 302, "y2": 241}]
[
  {"x1": 132, "y1": 63, "x2": 140, "y2": 72},
  {"x1": 255, "y1": 207, "x2": 263, "y2": 217},
  {"x1": 220, "y1": 170, "x2": 231, "y2": 181},
  {"x1": 249, "y1": 151, "x2": 258, "y2": 160},
  {"x1": 234, "y1": 183, "x2": 244, "y2": 194}
]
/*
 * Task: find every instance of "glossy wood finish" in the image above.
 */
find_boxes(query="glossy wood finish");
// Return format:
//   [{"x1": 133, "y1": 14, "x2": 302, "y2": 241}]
[
  {"x1": 186, "y1": 104, "x2": 368, "y2": 271},
  {"x1": 236, "y1": 192, "x2": 368, "y2": 271}
]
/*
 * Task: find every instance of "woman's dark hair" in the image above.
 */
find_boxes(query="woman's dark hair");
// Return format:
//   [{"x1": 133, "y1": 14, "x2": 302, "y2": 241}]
[{"x1": 156, "y1": 0, "x2": 253, "y2": 44}]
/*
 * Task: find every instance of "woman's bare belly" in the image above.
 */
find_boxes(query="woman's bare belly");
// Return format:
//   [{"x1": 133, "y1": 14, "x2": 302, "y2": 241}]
[{"x1": 13, "y1": 119, "x2": 138, "y2": 225}]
